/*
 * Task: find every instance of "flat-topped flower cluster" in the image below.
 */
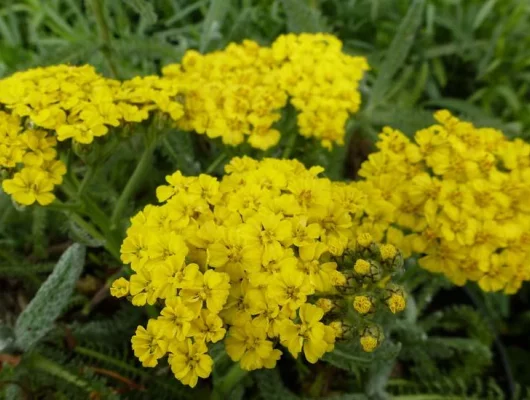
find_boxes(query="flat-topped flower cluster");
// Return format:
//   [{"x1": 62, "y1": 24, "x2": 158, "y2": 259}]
[
  {"x1": 0, "y1": 33, "x2": 368, "y2": 206},
  {"x1": 111, "y1": 157, "x2": 405, "y2": 387},
  {"x1": 356, "y1": 110, "x2": 530, "y2": 294},
  {"x1": 163, "y1": 33, "x2": 368, "y2": 149},
  {"x1": 0, "y1": 64, "x2": 183, "y2": 205}
]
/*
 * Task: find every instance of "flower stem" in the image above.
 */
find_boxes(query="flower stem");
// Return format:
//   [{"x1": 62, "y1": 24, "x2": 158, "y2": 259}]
[
  {"x1": 211, "y1": 363, "x2": 248, "y2": 400},
  {"x1": 282, "y1": 129, "x2": 298, "y2": 159},
  {"x1": 110, "y1": 139, "x2": 157, "y2": 229},
  {"x1": 205, "y1": 152, "x2": 227, "y2": 174},
  {"x1": 59, "y1": 178, "x2": 122, "y2": 261},
  {"x1": 77, "y1": 165, "x2": 97, "y2": 197}
]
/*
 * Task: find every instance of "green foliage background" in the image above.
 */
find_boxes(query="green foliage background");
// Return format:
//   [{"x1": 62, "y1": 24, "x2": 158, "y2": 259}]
[{"x1": 1, "y1": 0, "x2": 530, "y2": 399}]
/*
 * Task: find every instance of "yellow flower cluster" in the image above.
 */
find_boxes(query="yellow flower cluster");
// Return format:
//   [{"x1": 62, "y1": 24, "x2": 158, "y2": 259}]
[
  {"x1": 0, "y1": 33, "x2": 366, "y2": 205},
  {"x1": 111, "y1": 157, "x2": 405, "y2": 387},
  {"x1": 356, "y1": 110, "x2": 530, "y2": 294},
  {"x1": 0, "y1": 110, "x2": 65, "y2": 205},
  {"x1": 0, "y1": 64, "x2": 183, "y2": 143},
  {"x1": 0, "y1": 64, "x2": 184, "y2": 205},
  {"x1": 162, "y1": 33, "x2": 368, "y2": 149}
]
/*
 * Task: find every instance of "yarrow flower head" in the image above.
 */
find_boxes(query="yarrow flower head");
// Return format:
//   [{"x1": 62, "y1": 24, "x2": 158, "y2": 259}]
[
  {"x1": 0, "y1": 65, "x2": 183, "y2": 205},
  {"x1": 113, "y1": 157, "x2": 405, "y2": 387},
  {"x1": 355, "y1": 110, "x2": 530, "y2": 294},
  {"x1": 162, "y1": 33, "x2": 368, "y2": 150}
]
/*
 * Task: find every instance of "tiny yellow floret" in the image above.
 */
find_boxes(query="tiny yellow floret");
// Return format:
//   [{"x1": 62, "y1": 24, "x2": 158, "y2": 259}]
[{"x1": 110, "y1": 277, "x2": 130, "y2": 298}]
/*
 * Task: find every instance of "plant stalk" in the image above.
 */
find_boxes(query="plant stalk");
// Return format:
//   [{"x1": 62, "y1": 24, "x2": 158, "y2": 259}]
[
  {"x1": 282, "y1": 129, "x2": 297, "y2": 158},
  {"x1": 110, "y1": 139, "x2": 157, "y2": 229},
  {"x1": 210, "y1": 363, "x2": 248, "y2": 400},
  {"x1": 205, "y1": 152, "x2": 227, "y2": 174}
]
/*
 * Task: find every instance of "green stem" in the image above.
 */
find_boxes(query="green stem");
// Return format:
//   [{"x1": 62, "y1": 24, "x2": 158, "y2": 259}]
[
  {"x1": 77, "y1": 165, "x2": 96, "y2": 197},
  {"x1": 110, "y1": 140, "x2": 157, "y2": 229},
  {"x1": 211, "y1": 363, "x2": 248, "y2": 400},
  {"x1": 60, "y1": 178, "x2": 122, "y2": 261},
  {"x1": 205, "y1": 152, "x2": 227, "y2": 174},
  {"x1": 25, "y1": 352, "x2": 91, "y2": 391},
  {"x1": 75, "y1": 346, "x2": 150, "y2": 378},
  {"x1": 90, "y1": 0, "x2": 119, "y2": 78},
  {"x1": 282, "y1": 130, "x2": 297, "y2": 159}
]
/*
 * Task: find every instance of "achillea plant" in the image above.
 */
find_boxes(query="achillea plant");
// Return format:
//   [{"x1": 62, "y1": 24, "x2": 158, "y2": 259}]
[
  {"x1": 111, "y1": 157, "x2": 405, "y2": 387},
  {"x1": 356, "y1": 110, "x2": 530, "y2": 294}
]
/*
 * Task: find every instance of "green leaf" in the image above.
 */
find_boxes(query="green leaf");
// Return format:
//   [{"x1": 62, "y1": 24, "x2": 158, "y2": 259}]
[
  {"x1": 424, "y1": 98, "x2": 521, "y2": 136},
  {"x1": 14, "y1": 244, "x2": 86, "y2": 351},
  {"x1": 281, "y1": 0, "x2": 326, "y2": 33},
  {"x1": 369, "y1": 107, "x2": 435, "y2": 136},
  {"x1": 200, "y1": 0, "x2": 232, "y2": 53},
  {"x1": 324, "y1": 339, "x2": 402, "y2": 373},
  {"x1": 369, "y1": 0, "x2": 425, "y2": 108},
  {"x1": 162, "y1": 130, "x2": 201, "y2": 175},
  {"x1": 0, "y1": 323, "x2": 15, "y2": 353},
  {"x1": 123, "y1": 0, "x2": 158, "y2": 26},
  {"x1": 472, "y1": 0, "x2": 496, "y2": 31},
  {"x1": 254, "y1": 369, "x2": 299, "y2": 400}
]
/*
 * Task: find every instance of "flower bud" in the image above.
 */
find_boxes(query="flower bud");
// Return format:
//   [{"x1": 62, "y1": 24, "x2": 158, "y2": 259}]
[
  {"x1": 353, "y1": 295, "x2": 373, "y2": 315},
  {"x1": 384, "y1": 284, "x2": 406, "y2": 314},
  {"x1": 354, "y1": 259, "x2": 382, "y2": 282},
  {"x1": 316, "y1": 298, "x2": 335, "y2": 313},
  {"x1": 379, "y1": 244, "x2": 397, "y2": 261},
  {"x1": 330, "y1": 270, "x2": 347, "y2": 286},
  {"x1": 356, "y1": 233, "x2": 373, "y2": 248},
  {"x1": 360, "y1": 324, "x2": 384, "y2": 352},
  {"x1": 329, "y1": 321, "x2": 344, "y2": 338},
  {"x1": 353, "y1": 259, "x2": 371, "y2": 275}
]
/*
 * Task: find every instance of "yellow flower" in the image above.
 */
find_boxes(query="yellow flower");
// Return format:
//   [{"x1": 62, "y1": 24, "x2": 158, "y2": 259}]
[
  {"x1": 168, "y1": 339, "x2": 213, "y2": 387},
  {"x1": 180, "y1": 269, "x2": 231, "y2": 313},
  {"x1": 158, "y1": 296, "x2": 196, "y2": 340},
  {"x1": 268, "y1": 266, "x2": 314, "y2": 310},
  {"x1": 2, "y1": 167, "x2": 55, "y2": 206},
  {"x1": 129, "y1": 267, "x2": 161, "y2": 306},
  {"x1": 189, "y1": 309, "x2": 226, "y2": 343},
  {"x1": 279, "y1": 303, "x2": 335, "y2": 363},
  {"x1": 208, "y1": 227, "x2": 261, "y2": 275},
  {"x1": 120, "y1": 226, "x2": 149, "y2": 270},
  {"x1": 154, "y1": 258, "x2": 200, "y2": 299},
  {"x1": 297, "y1": 242, "x2": 337, "y2": 292},
  {"x1": 131, "y1": 320, "x2": 168, "y2": 367},
  {"x1": 291, "y1": 216, "x2": 321, "y2": 246},
  {"x1": 116, "y1": 156, "x2": 407, "y2": 382},
  {"x1": 110, "y1": 277, "x2": 129, "y2": 298},
  {"x1": 225, "y1": 321, "x2": 281, "y2": 371},
  {"x1": 241, "y1": 209, "x2": 292, "y2": 264}
]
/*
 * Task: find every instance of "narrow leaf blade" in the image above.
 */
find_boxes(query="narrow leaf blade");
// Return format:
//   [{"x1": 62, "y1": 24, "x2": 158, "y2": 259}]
[
  {"x1": 281, "y1": 0, "x2": 326, "y2": 33},
  {"x1": 370, "y1": 0, "x2": 425, "y2": 108}
]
